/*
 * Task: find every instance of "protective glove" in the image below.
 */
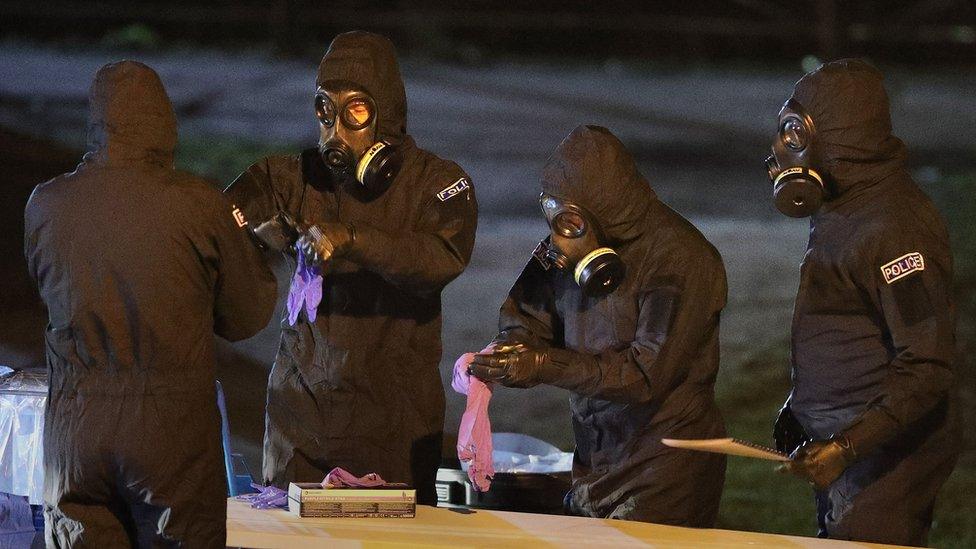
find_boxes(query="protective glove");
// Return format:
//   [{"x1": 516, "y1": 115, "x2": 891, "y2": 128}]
[
  {"x1": 298, "y1": 222, "x2": 355, "y2": 266},
  {"x1": 237, "y1": 483, "x2": 289, "y2": 509},
  {"x1": 773, "y1": 398, "x2": 809, "y2": 455},
  {"x1": 249, "y1": 211, "x2": 300, "y2": 253},
  {"x1": 468, "y1": 342, "x2": 551, "y2": 389},
  {"x1": 286, "y1": 246, "x2": 322, "y2": 325},
  {"x1": 778, "y1": 436, "x2": 857, "y2": 490}
]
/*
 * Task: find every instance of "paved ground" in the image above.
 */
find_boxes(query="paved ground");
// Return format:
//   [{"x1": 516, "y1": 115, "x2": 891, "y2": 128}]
[
  {"x1": 3, "y1": 44, "x2": 975, "y2": 219},
  {"x1": 1, "y1": 43, "x2": 971, "y2": 472}
]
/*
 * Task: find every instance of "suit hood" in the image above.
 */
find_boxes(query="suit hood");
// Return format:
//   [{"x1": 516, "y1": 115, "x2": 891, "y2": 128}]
[
  {"x1": 791, "y1": 58, "x2": 907, "y2": 197},
  {"x1": 317, "y1": 31, "x2": 407, "y2": 145},
  {"x1": 541, "y1": 125, "x2": 655, "y2": 243},
  {"x1": 86, "y1": 60, "x2": 176, "y2": 167}
]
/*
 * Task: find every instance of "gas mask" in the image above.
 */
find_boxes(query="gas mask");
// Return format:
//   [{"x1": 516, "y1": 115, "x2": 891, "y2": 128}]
[
  {"x1": 315, "y1": 80, "x2": 401, "y2": 193},
  {"x1": 533, "y1": 193, "x2": 624, "y2": 297},
  {"x1": 765, "y1": 98, "x2": 827, "y2": 218}
]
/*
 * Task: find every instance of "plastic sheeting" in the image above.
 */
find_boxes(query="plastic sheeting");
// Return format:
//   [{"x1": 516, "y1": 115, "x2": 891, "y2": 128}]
[
  {"x1": 475, "y1": 433, "x2": 573, "y2": 474},
  {"x1": 0, "y1": 368, "x2": 46, "y2": 505}
]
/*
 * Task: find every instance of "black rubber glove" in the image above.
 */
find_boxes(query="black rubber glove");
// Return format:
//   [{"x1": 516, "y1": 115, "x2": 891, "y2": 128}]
[
  {"x1": 773, "y1": 399, "x2": 810, "y2": 455},
  {"x1": 249, "y1": 211, "x2": 300, "y2": 253},
  {"x1": 778, "y1": 436, "x2": 857, "y2": 490},
  {"x1": 298, "y1": 222, "x2": 355, "y2": 265},
  {"x1": 467, "y1": 343, "x2": 551, "y2": 389}
]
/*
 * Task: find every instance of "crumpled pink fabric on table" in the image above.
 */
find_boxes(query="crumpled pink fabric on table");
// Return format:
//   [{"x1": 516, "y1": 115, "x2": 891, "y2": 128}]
[
  {"x1": 321, "y1": 467, "x2": 388, "y2": 488},
  {"x1": 286, "y1": 246, "x2": 323, "y2": 325},
  {"x1": 453, "y1": 348, "x2": 495, "y2": 492}
]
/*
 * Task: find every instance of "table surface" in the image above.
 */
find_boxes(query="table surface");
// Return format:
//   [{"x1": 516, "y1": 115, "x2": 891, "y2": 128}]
[{"x1": 226, "y1": 498, "x2": 904, "y2": 548}]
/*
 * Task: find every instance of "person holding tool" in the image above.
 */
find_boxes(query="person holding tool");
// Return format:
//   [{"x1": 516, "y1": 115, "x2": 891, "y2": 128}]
[
  {"x1": 767, "y1": 59, "x2": 958, "y2": 545},
  {"x1": 464, "y1": 125, "x2": 727, "y2": 526},
  {"x1": 25, "y1": 60, "x2": 276, "y2": 547},
  {"x1": 225, "y1": 31, "x2": 478, "y2": 505}
]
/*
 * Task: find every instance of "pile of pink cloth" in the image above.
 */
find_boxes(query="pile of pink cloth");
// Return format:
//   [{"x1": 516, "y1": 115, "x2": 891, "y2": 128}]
[
  {"x1": 452, "y1": 349, "x2": 495, "y2": 492},
  {"x1": 321, "y1": 467, "x2": 387, "y2": 488}
]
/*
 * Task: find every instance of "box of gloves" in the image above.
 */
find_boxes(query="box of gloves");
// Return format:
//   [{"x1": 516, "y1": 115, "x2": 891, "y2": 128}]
[{"x1": 287, "y1": 482, "x2": 416, "y2": 518}]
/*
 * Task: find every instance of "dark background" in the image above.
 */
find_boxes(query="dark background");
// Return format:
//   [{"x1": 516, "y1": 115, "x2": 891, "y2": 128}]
[
  {"x1": 4, "y1": 0, "x2": 976, "y2": 63},
  {"x1": 1, "y1": 1, "x2": 974, "y2": 546}
]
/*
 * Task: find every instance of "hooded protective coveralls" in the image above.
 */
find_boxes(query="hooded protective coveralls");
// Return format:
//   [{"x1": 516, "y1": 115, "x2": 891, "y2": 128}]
[
  {"x1": 224, "y1": 32, "x2": 477, "y2": 504},
  {"x1": 492, "y1": 125, "x2": 727, "y2": 525},
  {"x1": 781, "y1": 60, "x2": 957, "y2": 545},
  {"x1": 24, "y1": 61, "x2": 277, "y2": 547}
]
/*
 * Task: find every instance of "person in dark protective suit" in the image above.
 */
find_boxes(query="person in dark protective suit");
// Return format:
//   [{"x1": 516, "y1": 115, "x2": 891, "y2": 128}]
[
  {"x1": 767, "y1": 59, "x2": 958, "y2": 546},
  {"x1": 224, "y1": 31, "x2": 477, "y2": 505},
  {"x1": 24, "y1": 61, "x2": 277, "y2": 547},
  {"x1": 468, "y1": 125, "x2": 727, "y2": 525}
]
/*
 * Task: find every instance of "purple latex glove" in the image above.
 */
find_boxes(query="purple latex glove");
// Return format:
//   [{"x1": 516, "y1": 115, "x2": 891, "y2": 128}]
[
  {"x1": 453, "y1": 351, "x2": 495, "y2": 492},
  {"x1": 286, "y1": 247, "x2": 323, "y2": 325},
  {"x1": 321, "y1": 467, "x2": 388, "y2": 488},
  {"x1": 236, "y1": 483, "x2": 288, "y2": 509}
]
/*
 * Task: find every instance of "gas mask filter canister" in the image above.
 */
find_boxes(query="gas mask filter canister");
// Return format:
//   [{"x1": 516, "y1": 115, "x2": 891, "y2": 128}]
[{"x1": 573, "y1": 246, "x2": 624, "y2": 297}]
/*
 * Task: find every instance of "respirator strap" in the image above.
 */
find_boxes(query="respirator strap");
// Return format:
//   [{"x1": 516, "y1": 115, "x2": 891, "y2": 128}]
[
  {"x1": 356, "y1": 142, "x2": 388, "y2": 184},
  {"x1": 773, "y1": 166, "x2": 824, "y2": 188},
  {"x1": 574, "y1": 248, "x2": 618, "y2": 286}
]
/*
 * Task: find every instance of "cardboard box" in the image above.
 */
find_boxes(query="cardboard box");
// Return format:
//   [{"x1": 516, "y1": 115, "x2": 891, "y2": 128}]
[{"x1": 287, "y1": 482, "x2": 416, "y2": 518}]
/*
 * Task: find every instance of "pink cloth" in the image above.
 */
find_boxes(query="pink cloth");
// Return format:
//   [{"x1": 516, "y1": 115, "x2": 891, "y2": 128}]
[
  {"x1": 321, "y1": 467, "x2": 388, "y2": 488},
  {"x1": 453, "y1": 350, "x2": 495, "y2": 492}
]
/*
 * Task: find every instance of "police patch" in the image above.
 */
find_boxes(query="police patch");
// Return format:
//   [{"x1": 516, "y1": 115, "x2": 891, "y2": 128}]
[
  {"x1": 232, "y1": 206, "x2": 248, "y2": 228},
  {"x1": 880, "y1": 252, "x2": 924, "y2": 284},
  {"x1": 436, "y1": 178, "x2": 470, "y2": 202}
]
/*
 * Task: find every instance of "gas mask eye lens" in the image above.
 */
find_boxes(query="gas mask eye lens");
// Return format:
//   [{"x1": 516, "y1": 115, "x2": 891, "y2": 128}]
[
  {"x1": 781, "y1": 117, "x2": 807, "y2": 151},
  {"x1": 342, "y1": 98, "x2": 374, "y2": 129},
  {"x1": 553, "y1": 211, "x2": 586, "y2": 238},
  {"x1": 314, "y1": 94, "x2": 335, "y2": 127}
]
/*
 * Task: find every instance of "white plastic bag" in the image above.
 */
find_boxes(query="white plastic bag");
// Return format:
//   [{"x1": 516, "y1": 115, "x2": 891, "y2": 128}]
[
  {"x1": 460, "y1": 432, "x2": 573, "y2": 474},
  {"x1": 0, "y1": 369, "x2": 46, "y2": 505}
]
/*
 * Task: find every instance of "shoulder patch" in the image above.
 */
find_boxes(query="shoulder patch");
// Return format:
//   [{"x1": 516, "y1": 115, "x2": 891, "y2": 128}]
[
  {"x1": 232, "y1": 205, "x2": 248, "y2": 228},
  {"x1": 436, "y1": 177, "x2": 470, "y2": 202},
  {"x1": 880, "y1": 252, "x2": 924, "y2": 284}
]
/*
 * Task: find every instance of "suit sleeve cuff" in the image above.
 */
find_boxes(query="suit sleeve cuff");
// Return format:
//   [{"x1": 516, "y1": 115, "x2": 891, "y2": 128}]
[
  {"x1": 842, "y1": 408, "x2": 901, "y2": 457},
  {"x1": 541, "y1": 347, "x2": 598, "y2": 392}
]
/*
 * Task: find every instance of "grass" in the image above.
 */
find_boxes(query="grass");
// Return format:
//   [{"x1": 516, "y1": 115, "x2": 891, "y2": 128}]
[
  {"x1": 715, "y1": 341, "x2": 976, "y2": 548},
  {"x1": 714, "y1": 342, "x2": 819, "y2": 536},
  {"x1": 929, "y1": 171, "x2": 976, "y2": 548},
  {"x1": 175, "y1": 136, "x2": 297, "y2": 188}
]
